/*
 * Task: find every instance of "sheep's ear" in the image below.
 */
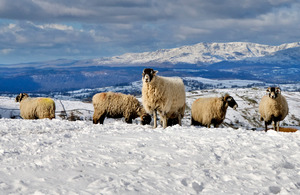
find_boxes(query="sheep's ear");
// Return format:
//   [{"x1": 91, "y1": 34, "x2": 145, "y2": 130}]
[
  {"x1": 15, "y1": 94, "x2": 20, "y2": 102},
  {"x1": 20, "y1": 93, "x2": 29, "y2": 101},
  {"x1": 22, "y1": 93, "x2": 28, "y2": 99},
  {"x1": 224, "y1": 95, "x2": 232, "y2": 102},
  {"x1": 153, "y1": 70, "x2": 158, "y2": 75},
  {"x1": 227, "y1": 97, "x2": 233, "y2": 101},
  {"x1": 275, "y1": 87, "x2": 281, "y2": 94},
  {"x1": 142, "y1": 69, "x2": 147, "y2": 76}
]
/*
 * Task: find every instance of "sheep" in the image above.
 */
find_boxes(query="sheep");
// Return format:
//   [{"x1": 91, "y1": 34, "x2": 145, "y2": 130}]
[
  {"x1": 259, "y1": 87, "x2": 288, "y2": 132},
  {"x1": 92, "y1": 92, "x2": 151, "y2": 125},
  {"x1": 15, "y1": 93, "x2": 56, "y2": 119},
  {"x1": 191, "y1": 94, "x2": 238, "y2": 128},
  {"x1": 142, "y1": 68, "x2": 186, "y2": 128}
]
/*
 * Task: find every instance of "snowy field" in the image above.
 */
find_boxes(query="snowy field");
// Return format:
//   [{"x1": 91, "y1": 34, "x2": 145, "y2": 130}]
[{"x1": 1, "y1": 88, "x2": 300, "y2": 194}]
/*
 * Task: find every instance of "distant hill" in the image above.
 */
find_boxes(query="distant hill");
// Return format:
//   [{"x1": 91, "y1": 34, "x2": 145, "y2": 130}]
[{"x1": 1, "y1": 42, "x2": 300, "y2": 93}]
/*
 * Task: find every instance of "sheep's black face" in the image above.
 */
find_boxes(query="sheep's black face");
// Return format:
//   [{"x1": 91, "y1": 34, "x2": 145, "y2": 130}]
[
  {"x1": 226, "y1": 96, "x2": 238, "y2": 110},
  {"x1": 15, "y1": 93, "x2": 28, "y2": 102},
  {"x1": 15, "y1": 94, "x2": 21, "y2": 102},
  {"x1": 141, "y1": 114, "x2": 152, "y2": 125},
  {"x1": 142, "y1": 68, "x2": 157, "y2": 83},
  {"x1": 267, "y1": 87, "x2": 280, "y2": 99}
]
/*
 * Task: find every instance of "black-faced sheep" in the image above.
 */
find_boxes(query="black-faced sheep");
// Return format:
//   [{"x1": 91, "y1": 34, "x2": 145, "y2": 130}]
[
  {"x1": 259, "y1": 87, "x2": 288, "y2": 131},
  {"x1": 92, "y1": 92, "x2": 151, "y2": 125},
  {"x1": 15, "y1": 93, "x2": 56, "y2": 119},
  {"x1": 191, "y1": 94, "x2": 238, "y2": 128},
  {"x1": 142, "y1": 68, "x2": 186, "y2": 128}
]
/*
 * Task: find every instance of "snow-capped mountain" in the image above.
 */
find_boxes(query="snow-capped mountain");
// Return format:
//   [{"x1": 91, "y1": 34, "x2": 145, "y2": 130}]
[
  {"x1": 2, "y1": 41, "x2": 300, "y2": 69},
  {"x1": 1, "y1": 41, "x2": 300, "y2": 93},
  {"x1": 94, "y1": 42, "x2": 300, "y2": 66}
]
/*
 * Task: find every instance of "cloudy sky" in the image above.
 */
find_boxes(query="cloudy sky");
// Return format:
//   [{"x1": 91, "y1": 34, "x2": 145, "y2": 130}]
[{"x1": 0, "y1": 0, "x2": 299, "y2": 64}]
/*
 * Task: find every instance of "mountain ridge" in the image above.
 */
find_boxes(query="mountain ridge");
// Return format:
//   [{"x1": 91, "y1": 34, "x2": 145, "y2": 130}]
[
  {"x1": 93, "y1": 41, "x2": 300, "y2": 66},
  {"x1": 1, "y1": 41, "x2": 300, "y2": 68},
  {"x1": 1, "y1": 41, "x2": 300, "y2": 93}
]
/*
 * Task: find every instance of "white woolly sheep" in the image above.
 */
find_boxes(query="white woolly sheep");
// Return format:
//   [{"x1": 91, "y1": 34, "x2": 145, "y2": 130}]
[
  {"x1": 259, "y1": 87, "x2": 289, "y2": 131},
  {"x1": 92, "y1": 92, "x2": 151, "y2": 125},
  {"x1": 15, "y1": 93, "x2": 56, "y2": 119},
  {"x1": 142, "y1": 68, "x2": 186, "y2": 128},
  {"x1": 191, "y1": 94, "x2": 238, "y2": 128}
]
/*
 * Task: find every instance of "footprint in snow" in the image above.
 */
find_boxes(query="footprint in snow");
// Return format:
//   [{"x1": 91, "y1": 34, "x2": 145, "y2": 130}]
[
  {"x1": 269, "y1": 186, "x2": 281, "y2": 194},
  {"x1": 192, "y1": 181, "x2": 204, "y2": 194}
]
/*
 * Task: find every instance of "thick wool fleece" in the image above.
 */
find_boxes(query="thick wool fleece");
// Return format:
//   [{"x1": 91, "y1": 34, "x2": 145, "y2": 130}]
[
  {"x1": 259, "y1": 94, "x2": 288, "y2": 123},
  {"x1": 142, "y1": 75, "x2": 186, "y2": 128},
  {"x1": 20, "y1": 97, "x2": 55, "y2": 119},
  {"x1": 92, "y1": 92, "x2": 147, "y2": 124},
  {"x1": 191, "y1": 96, "x2": 229, "y2": 128}
]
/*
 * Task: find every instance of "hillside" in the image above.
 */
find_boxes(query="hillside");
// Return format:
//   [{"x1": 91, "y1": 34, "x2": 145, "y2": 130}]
[{"x1": 2, "y1": 87, "x2": 300, "y2": 130}]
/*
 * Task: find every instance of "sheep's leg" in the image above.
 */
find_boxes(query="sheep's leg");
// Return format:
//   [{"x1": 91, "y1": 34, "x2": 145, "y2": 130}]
[
  {"x1": 191, "y1": 117, "x2": 195, "y2": 125},
  {"x1": 272, "y1": 121, "x2": 276, "y2": 131},
  {"x1": 125, "y1": 117, "x2": 133, "y2": 124},
  {"x1": 93, "y1": 110, "x2": 100, "y2": 124},
  {"x1": 178, "y1": 115, "x2": 182, "y2": 126},
  {"x1": 161, "y1": 114, "x2": 167, "y2": 129},
  {"x1": 214, "y1": 124, "x2": 220, "y2": 128},
  {"x1": 99, "y1": 113, "x2": 106, "y2": 124},
  {"x1": 157, "y1": 110, "x2": 167, "y2": 128},
  {"x1": 153, "y1": 110, "x2": 157, "y2": 128},
  {"x1": 93, "y1": 110, "x2": 106, "y2": 124},
  {"x1": 93, "y1": 111, "x2": 98, "y2": 124},
  {"x1": 191, "y1": 118, "x2": 203, "y2": 126},
  {"x1": 275, "y1": 121, "x2": 280, "y2": 132},
  {"x1": 264, "y1": 121, "x2": 268, "y2": 132}
]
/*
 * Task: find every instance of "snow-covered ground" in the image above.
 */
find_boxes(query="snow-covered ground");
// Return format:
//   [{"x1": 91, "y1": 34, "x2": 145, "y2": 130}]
[{"x1": 1, "y1": 88, "x2": 300, "y2": 194}]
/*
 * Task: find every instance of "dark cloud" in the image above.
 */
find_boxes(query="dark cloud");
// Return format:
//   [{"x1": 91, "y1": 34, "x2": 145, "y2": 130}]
[
  {"x1": 0, "y1": 0, "x2": 299, "y2": 64},
  {"x1": 1, "y1": 0, "x2": 294, "y2": 23},
  {"x1": 0, "y1": 0, "x2": 167, "y2": 23},
  {"x1": 187, "y1": 0, "x2": 298, "y2": 19}
]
